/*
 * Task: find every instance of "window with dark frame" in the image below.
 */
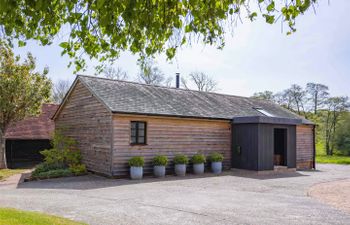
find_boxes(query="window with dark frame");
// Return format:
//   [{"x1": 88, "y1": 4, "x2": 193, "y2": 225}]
[{"x1": 130, "y1": 121, "x2": 147, "y2": 144}]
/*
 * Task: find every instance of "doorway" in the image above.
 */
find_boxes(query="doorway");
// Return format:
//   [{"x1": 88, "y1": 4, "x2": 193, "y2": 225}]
[{"x1": 274, "y1": 128, "x2": 287, "y2": 166}]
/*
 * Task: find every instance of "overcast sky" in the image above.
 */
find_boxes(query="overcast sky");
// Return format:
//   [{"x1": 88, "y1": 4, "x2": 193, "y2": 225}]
[{"x1": 13, "y1": 0, "x2": 350, "y2": 98}]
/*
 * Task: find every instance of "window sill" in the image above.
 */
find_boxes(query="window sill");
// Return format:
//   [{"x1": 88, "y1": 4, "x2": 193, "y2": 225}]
[{"x1": 130, "y1": 143, "x2": 148, "y2": 146}]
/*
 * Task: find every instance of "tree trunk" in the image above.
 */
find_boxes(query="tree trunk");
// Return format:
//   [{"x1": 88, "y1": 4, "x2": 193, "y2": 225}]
[{"x1": 0, "y1": 130, "x2": 7, "y2": 169}]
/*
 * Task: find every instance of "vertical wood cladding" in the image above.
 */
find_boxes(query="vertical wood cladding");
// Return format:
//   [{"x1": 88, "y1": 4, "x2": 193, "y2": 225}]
[
  {"x1": 55, "y1": 80, "x2": 112, "y2": 175},
  {"x1": 112, "y1": 114, "x2": 231, "y2": 176},
  {"x1": 296, "y1": 125, "x2": 314, "y2": 169}
]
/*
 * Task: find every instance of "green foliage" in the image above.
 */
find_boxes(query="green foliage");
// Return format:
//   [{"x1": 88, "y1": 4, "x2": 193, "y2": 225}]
[
  {"x1": 153, "y1": 155, "x2": 168, "y2": 166},
  {"x1": 208, "y1": 152, "x2": 224, "y2": 162},
  {"x1": 32, "y1": 131, "x2": 86, "y2": 179},
  {"x1": 31, "y1": 163, "x2": 65, "y2": 177},
  {"x1": 32, "y1": 168, "x2": 73, "y2": 179},
  {"x1": 0, "y1": 1, "x2": 316, "y2": 72},
  {"x1": 191, "y1": 154, "x2": 206, "y2": 164},
  {"x1": 128, "y1": 156, "x2": 144, "y2": 167},
  {"x1": 335, "y1": 113, "x2": 350, "y2": 155},
  {"x1": 69, "y1": 164, "x2": 87, "y2": 175},
  {"x1": 173, "y1": 154, "x2": 189, "y2": 165},
  {"x1": 316, "y1": 155, "x2": 350, "y2": 165},
  {"x1": 0, "y1": 208, "x2": 87, "y2": 225},
  {"x1": 0, "y1": 41, "x2": 52, "y2": 168}
]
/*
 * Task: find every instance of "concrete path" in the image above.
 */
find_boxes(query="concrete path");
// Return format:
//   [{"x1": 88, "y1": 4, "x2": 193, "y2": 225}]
[{"x1": 0, "y1": 164, "x2": 350, "y2": 225}]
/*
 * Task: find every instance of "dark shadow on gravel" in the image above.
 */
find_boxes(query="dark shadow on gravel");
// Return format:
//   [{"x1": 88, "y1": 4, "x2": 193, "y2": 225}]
[{"x1": 16, "y1": 170, "x2": 309, "y2": 190}]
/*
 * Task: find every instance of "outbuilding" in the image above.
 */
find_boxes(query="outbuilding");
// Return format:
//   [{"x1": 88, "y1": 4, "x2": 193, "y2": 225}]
[
  {"x1": 4, "y1": 104, "x2": 58, "y2": 168},
  {"x1": 53, "y1": 75, "x2": 315, "y2": 177}
]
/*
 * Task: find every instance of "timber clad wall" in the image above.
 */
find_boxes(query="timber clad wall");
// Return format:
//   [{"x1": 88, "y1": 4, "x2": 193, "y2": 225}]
[
  {"x1": 112, "y1": 114, "x2": 231, "y2": 176},
  {"x1": 296, "y1": 125, "x2": 314, "y2": 169},
  {"x1": 55, "y1": 81, "x2": 113, "y2": 175}
]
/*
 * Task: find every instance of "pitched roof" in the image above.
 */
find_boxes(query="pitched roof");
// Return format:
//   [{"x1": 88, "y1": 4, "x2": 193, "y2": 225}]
[
  {"x1": 5, "y1": 104, "x2": 59, "y2": 140},
  {"x1": 76, "y1": 75, "x2": 311, "y2": 124}
]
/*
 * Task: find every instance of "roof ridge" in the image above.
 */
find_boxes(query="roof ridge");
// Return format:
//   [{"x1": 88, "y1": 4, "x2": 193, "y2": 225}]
[{"x1": 77, "y1": 74, "x2": 257, "y2": 101}]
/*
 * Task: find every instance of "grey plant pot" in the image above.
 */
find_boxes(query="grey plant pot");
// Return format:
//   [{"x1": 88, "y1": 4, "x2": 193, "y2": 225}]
[
  {"x1": 130, "y1": 166, "x2": 143, "y2": 180},
  {"x1": 211, "y1": 161, "x2": 222, "y2": 174},
  {"x1": 175, "y1": 164, "x2": 186, "y2": 176},
  {"x1": 154, "y1": 165, "x2": 166, "y2": 178},
  {"x1": 193, "y1": 163, "x2": 205, "y2": 174}
]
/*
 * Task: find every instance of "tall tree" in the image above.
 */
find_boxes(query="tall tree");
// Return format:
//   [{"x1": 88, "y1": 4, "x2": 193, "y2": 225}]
[
  {"x1": 0, "y1": 1, "x2": 316, "y2": 71},
  {"x1": 137, "y1": 59, "x2": 165, "y2": 85},
  {"x1": 53, "y1": 79, "x2": 71, "y2": 103},
  {"x1": 103, "y1": 67, "x2": 128, "y2": 81},
  {"x1": 274, "y1": 91, "x2": 293, "y2": 110},
  {"x1": 182, "y1": 72, "x2": 218, "y2": 92},
  {"x1": 334, "y1": 112, "x2": 350, "y2": 155},
  {"x1": 0, "y1": 43, "x2": 52, "y2": 168},
  {"x1": 324, "y1": 97, "x2": 350, "y2": 155},
  {"x1": 306, "y1": 83, "x2": 329, "y2": 114},
  {"x1": 252, "y1": 91, "x2": 275, "y2": 102},
  {"x1": 286, "y1": 84, "x2": 307, "y2": 115}
]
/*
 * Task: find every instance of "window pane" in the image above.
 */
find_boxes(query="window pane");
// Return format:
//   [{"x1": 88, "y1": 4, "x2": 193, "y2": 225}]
[
  {"x1": 131, "y1": 122, "x2": 137, "y2": 129},
  {"x1": 131, "y1": 136, "x2": 137, "y2": 144},
  {"x1": 138, "y1": 122, "x2": 145, "y2": 129},
  {"x1": 138, "y1": 137, "x2": 145, "y2": 144},
  {"x1": 138, "y1": 128, "x2": 145, "y2": 136},
  {"x1": 131, "y1": 128, "x2": 137, "y2": 137}
]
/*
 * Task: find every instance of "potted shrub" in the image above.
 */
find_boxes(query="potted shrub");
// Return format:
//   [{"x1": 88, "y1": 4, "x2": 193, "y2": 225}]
[
  {"x1": 173, "y1": 154, "x2": 189, "y2": 176},
  {"x1": 128, "y1": 156, "x2": 144, "y2": 180},
  {"x1": 153, "y1": 155, "x2": 168, "y2": 178},
  {"x1": 191, "y1": 154, "x2": 206, "y2": 175},
  {"x1": 208, "y1": 152, "x2": 224, "y2": 174}
]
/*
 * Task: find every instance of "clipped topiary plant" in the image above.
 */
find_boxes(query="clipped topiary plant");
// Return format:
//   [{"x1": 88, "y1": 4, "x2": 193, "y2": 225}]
[
  {"x1": 191, "y1": 154, "x2": 206, "y2": 164},
  {"x1": 208, "y1": 152, "x2": 224, "y2": 162},
  {"x1": 153, "y1": 155, "x2": 168, "y2": 166},
  {"x1": 128, "y1": 156, "x2": 145, "y2": 167},
  {"x1": 173, "y1": 154, "x2": 189, "y2": 165}
]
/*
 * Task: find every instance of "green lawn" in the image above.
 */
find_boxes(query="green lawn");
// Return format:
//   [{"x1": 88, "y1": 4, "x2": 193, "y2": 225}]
[
  {"x1": 315, "y1": 141, "x2": 350, "y2": 165},
  {"x1": 0, "y1": 208, "x2": 86, "y2": 225},
  {"x1": 0, "y1": 169, "x2": 26, "y2": 181},
  {"x1": 316, "y1": 155, "x2": 350, "y2": 165}
]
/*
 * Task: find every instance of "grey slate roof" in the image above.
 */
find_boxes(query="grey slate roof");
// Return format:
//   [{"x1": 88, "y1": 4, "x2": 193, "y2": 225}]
[{"x1": 78, "y1": 75, "x2": 312, "y2": 124}]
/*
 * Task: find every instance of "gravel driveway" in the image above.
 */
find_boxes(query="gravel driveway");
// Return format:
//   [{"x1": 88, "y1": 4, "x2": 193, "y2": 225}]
[{"x1": 0, "y1": 164, "x2": 350, "y2": 225}]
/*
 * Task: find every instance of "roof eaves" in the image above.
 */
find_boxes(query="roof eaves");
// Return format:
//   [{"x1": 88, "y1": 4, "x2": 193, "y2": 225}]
[{"x1": 112, "y1": 111, "x2": 231, "y2": 121}]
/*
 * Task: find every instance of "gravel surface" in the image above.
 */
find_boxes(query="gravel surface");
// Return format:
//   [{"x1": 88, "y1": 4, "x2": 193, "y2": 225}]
[
  {"x1": 0, "y1": 164, "x2": 350, "y2": 225},
  {"x1": 309, "y1": 178, "x2": 350, "y2": 214}
]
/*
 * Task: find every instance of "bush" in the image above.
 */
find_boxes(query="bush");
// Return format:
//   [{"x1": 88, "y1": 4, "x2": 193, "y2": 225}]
[
  {"x1": 153, "y1": 155, "x2": 168, "y2": 166},
  {"x1": 31, "y1": 168, "x2": 72, "y2": 179},
  {"x1": 173, "y1": 154, "x2": 189, "y2": 165},
  {"x1": 69, "y1": 164, "x2": 87, "y2": 175},
  {"x1": 191, "y1": 154, "x2": 206, "y2": 164},
  {"x1": 128, "y1": 156, "x2": 144, "y2": 167},
  {"x1": 31, "y1": 131, "x2": 86, "y2": 180},
  {"x1": 208, "y1": 152, "x2": 224, "y2": 162},
  {"x1": 32, "y1": 162, "x2": 65, "y2": 177}
]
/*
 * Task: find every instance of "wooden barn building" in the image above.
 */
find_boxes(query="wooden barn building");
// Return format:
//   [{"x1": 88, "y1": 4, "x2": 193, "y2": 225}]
[
  {"x1": 53, "y1": 75, "x2": 315, "y2": 177},
  {"x1": 5, "y1": 104, "x2": 59, "y2": 168}
]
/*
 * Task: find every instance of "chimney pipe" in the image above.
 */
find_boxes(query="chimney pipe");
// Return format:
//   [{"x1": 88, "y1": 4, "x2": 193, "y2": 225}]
[{"x1": 176, "y1": 73, "x2": 180, "y2": 88}]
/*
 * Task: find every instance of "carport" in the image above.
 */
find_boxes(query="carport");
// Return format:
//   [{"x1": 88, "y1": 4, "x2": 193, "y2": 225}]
[
  {"x1": 231, "y1": 116, "x2": 302, "y2": 171},
  {"x1": 4, "y1": 104, "x2": 58, "y2": 168}
]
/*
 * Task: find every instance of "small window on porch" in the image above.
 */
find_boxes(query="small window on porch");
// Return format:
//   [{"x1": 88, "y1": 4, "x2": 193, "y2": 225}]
[{"x1": 253, "y1": 107, "x2": 275, "y2": 117}]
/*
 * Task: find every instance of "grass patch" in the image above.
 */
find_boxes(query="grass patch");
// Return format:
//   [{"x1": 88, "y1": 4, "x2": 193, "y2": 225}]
[
  {"x1": 0, "y1": 208, "x2": 86, "y2": 225},
  {"x1": 0, "y1": 169, "x2": 26, "y2": 181},
  {"x1": 316, "y1": 155, "x2": 350, "y2": 165}
]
